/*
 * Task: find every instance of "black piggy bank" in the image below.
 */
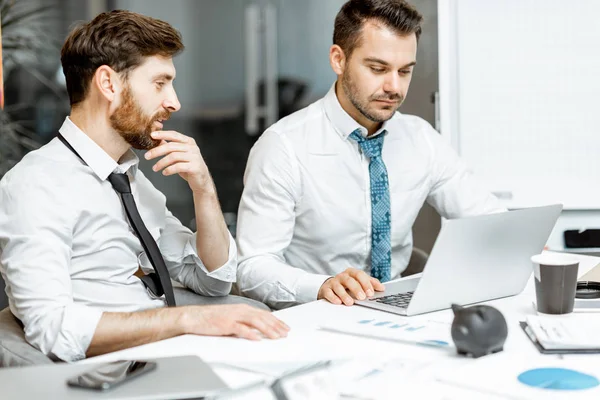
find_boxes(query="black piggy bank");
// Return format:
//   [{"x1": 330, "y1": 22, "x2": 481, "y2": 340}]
[{"x1": 450, "y1": 303, "x2": 508, "y2": 358}]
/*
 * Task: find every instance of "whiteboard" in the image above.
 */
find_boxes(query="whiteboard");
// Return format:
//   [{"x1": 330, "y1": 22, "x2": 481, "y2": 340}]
[{"x1": 438, "y1": 0, "x2": 600, "y2": 210}]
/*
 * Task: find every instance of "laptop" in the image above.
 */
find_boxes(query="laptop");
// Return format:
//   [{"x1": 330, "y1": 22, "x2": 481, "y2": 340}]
[
  {"x1": 355, "y1": 204, "x2": 563, "y2": 316},
  {"x1": 0, "y1": 355, "x2": 229, "y2": 400}
]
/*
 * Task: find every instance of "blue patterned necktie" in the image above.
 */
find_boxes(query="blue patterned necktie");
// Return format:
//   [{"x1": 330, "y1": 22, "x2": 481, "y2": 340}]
[{"x1": 349, "y1": 128, "x2": 392, "y2": 282}]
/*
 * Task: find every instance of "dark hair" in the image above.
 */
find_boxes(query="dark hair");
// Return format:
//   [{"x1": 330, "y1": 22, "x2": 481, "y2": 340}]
[
  {"x1": 61, "y1": 10, "x2": 184, "y2": 106},
  {"x1": 333, "y1": 0, "x2": 423, "y2": 58}
]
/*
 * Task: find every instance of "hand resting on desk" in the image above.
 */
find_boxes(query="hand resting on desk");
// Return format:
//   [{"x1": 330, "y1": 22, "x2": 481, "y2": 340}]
[
  {"x1": 318, "y1": 268, "x2": 385, "y2": 306},
  {"x1": 87, "y1": 304, "x2": 290, "y2": 357},
  {"x1": 182, "y1": 304, "x2": 290, "y2": 341}
]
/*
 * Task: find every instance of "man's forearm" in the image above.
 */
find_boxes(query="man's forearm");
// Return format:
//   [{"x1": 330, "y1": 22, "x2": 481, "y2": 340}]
[
  {"x1": 86, "y1": 307, "x2": 186, "y2": 357},
  {"x1": 192, "y1": 187, "x2": 230, "y2": 271}
]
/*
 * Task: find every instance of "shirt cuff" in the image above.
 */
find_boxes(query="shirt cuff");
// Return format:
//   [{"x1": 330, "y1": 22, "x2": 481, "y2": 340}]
[
  {"x1": 184, "y1": 232, "x2": 237, "y2": 283},
  {"x1": 49, "y1": 304, "x2": 103, "y2": 362},
  {"x1": 294, "y1": 273, "x2": 332, "y2": 304}
]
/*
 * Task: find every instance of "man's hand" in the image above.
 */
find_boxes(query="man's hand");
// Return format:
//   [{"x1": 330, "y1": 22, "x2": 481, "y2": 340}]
[
  {"x1": 145, "y1": 131, "x2": 212, "y2": 194},
  {"x1": 317, "y1": 268, "x2": 385, "y2": 306},
  {"x1": 87, "y1": 304, "x2": 290, "y2": 357},
  {"x1": 181, "y1": 304, "x2": 290, "y2": 341}
]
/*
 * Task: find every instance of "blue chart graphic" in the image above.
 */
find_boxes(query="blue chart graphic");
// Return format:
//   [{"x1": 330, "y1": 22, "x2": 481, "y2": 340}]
[
  {"x1": 357, "y1": 319, "x2": 449, "y2": 347},
  {"x1": 518, "y1": 368, "x2": 600, "y2": 391}
]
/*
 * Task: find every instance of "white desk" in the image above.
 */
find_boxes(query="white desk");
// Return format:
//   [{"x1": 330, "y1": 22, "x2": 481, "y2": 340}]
[{"x1": 80, "y1": 253, "x2": 600, "y2": 399}]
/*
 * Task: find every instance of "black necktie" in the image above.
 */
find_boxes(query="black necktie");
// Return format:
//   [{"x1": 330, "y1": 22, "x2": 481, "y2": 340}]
[
  {"x1": 108, "y1": 173, "x2": 176, "y2": 307},
  {"x1": 57, "y1": 134, "x2": 176, "y2": 307}
]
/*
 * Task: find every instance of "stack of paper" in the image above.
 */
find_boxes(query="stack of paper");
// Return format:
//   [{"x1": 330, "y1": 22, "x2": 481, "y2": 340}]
[{"x1": 522, "y1": 315, "x2": 600, "y2": 353}]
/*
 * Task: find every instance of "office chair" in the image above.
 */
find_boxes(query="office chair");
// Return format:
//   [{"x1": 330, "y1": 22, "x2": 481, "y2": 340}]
[
  {"x1": 0, "y1": 275, "x2": 52, "y2": 367},
  {"x1": 402, "y1": 247, "x2": 430, "y2": 277},
  {"x1": 0, "y1": 307, "x2": 53, "y2": 368}
]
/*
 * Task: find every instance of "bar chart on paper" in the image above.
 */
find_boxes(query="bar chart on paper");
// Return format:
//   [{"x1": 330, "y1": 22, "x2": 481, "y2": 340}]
[{"x1": 319, "y1": 318, "x2": 453, "y2": 349}]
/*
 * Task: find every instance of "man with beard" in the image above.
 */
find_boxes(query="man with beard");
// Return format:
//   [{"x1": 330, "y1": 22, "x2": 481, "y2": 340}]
[
  {"x1": 0, "y1": 10, "x2": 288, "y2": 363},
  {"x1": 236, "y1": 0, "x2": 505, "y2": 310}
]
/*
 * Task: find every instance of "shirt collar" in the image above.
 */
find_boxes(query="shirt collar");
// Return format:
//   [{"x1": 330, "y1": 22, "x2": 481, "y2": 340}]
[
  {"x1": 58, "y1": 117, "x2": 139, "y2": 181},
  {"x1": 323, "y1": 83, "x2": 391, "y2": 140}
]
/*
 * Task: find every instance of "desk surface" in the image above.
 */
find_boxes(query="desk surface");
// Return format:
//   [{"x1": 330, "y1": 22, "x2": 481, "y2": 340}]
[{"x1": 78, "y1": 253, "x2": 600, "y2": 399}]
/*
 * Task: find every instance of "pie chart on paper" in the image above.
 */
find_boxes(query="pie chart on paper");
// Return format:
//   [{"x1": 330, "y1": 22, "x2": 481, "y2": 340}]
[{"x1": 518, "y1": 368, "x2": 600, "y2": 391}]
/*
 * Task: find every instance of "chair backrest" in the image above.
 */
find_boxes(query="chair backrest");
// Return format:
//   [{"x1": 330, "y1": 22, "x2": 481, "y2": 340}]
[
  {"x1": 0, "y1": 274, "x2": 7, "y2": 310},
  {"x1": 0, "y1": 274, "x2": 54, "y2": 367},
  {"x1": 402, "y1": 247, "x2": 429, "y2": 277},
  {"x1": 0, "y1": 308, "x2": 53, "y2": 367}
]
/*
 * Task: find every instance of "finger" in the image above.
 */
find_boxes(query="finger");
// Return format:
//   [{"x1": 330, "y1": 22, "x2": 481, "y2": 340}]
[
  {"x1": 331, "y1": 281, "x2": 354, "y2": 306},
  {"x1": 267, "y1": 314, "x2": 291, "y2": 333},
  {"x1": 321, "y1": 287, "x2": 342, "y2": 305},
  {"x1": 151, "y1": 130, "x2": 194, "y2": 144},
  {"x1": 339, "y1": 275, "x2": 366, "y2": 300},
  {"x1": 152, "y1": 152, "x2": 191, "y2": 172},
  {"x1": 241, "y1": 310, "x2": 288, "y2": 339},
  {"x1": 317, "y1": 277, "x2": 334, "y2": 300},
  {"x1": 262, "y1": 314, "x2": 290, "y2": 338},
  {"x1": 371, "y1": 277, "x2": 385, "y2": 291},
  {"x1": 347, "y1": 270, "x2": 375, "y2": 297},
  {"x1": 277, "y1": 320, "x2": 291, "y2": 334},
  {"x1": 162, "y1": 162, "x2": 194, "y2": 176},
  {"x1": 233, "y1": 323, "x2": 262, "y2": 341},
  {"x1": 144, "y1": 142, "x2": 190, "y2": 160},
  {"x1": 245, "y1": 315, "x2": 281, "y2": 339}
]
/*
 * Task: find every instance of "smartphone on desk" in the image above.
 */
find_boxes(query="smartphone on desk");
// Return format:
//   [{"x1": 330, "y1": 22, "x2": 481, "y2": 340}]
[{"x1": 66, "y1": 360, "x2": 157, "y2": 391}]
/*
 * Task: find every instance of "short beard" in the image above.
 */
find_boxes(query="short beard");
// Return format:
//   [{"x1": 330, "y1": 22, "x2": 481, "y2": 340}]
[
  {"x1": 341, "y1": 70, "x2": 403, "y2": 123},
  {"x1": 110, "y1": 85, "x2": 170, "y2": 150}
]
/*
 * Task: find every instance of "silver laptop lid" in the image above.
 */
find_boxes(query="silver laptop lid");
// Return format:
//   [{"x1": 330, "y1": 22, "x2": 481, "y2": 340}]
[{"x1": 405, "y1": 204, "x2": 562, "y2": 315}]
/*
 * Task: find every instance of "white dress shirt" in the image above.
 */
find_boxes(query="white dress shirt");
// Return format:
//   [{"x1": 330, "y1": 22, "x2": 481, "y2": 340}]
[
  {"x1": 0, "y1": 118, "x2": 237, "y2": 362},
  {"x1": 236, "y1": 85, "x2": 505, "y2": 310}
]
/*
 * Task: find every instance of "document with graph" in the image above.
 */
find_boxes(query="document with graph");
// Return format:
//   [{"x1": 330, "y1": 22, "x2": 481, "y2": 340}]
[
  {"x1": 522, "y1": 315, "x2": 600, "y2": 353},
  {"x1": 319, "y1": 317, "x2": 453, "y2": 349}
]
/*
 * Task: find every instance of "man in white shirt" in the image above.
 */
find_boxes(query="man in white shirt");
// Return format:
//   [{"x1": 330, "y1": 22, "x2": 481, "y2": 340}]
[
  {"x1": 236, "y1": 0, "x2": 505, "y2": 310},
  {"x1": 0, "y1": 10, "x2": 288, "y2": 362}
]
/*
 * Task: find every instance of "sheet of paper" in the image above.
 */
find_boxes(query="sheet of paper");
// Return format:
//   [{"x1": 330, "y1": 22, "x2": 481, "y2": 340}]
[
  {"x1": 579, "y1": 262, "x2": 600, "y2": 282},
  {"x1": 320, "y1": 317, "x2": 454, "y2": 350},
  {"x1": 436, "y1": 352, "x2": 600, "y2": 400},
  {"x1": 212, "y1": 360, "x2": 334, "y2": 379},
  {"x1": 526, "y1": 315, "x2": 600, "y2": 349},
  {"x1": 331, "y1": 357, "x2": 438, "y2": 400},
  {"x1": 211, "y1": 365, "x2": 267, "y2": 390}
]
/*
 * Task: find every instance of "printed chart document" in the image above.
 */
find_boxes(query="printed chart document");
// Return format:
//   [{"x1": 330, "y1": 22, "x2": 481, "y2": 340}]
[
  {"x1": 436, "y1": 352, "x2": 600, "y2": 400},
  {"x1": 319, "y1": 317, "x2": 454, "y2": 349},
  {"x1": 521, "y1": 315, "x2": 600, "y2": 353}
]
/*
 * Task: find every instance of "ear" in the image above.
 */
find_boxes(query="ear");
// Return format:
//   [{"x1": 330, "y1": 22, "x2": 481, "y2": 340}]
[
  {"x1": 329, "y1": 44, "x2": 347, "y2": 76},
  {"x1": 92, "y1": 65, "x2": 121, "y2": 103}
]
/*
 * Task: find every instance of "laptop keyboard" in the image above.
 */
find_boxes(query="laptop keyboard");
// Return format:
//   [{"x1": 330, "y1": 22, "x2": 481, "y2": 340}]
[{"x1": 370, "y1": 291, "x2": 414, "y2": 308}]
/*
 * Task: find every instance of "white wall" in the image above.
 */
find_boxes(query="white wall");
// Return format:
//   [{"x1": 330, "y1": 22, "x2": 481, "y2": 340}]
[{"x1": 438, "y1": 0, "x2": 600, "y2": 251}]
